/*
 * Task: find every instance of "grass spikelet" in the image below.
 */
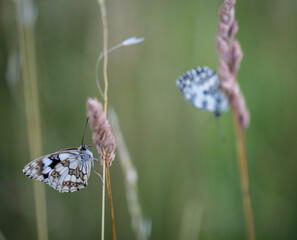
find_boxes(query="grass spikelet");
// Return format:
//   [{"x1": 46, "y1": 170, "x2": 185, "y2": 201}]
[{"x1": 216, "y1": 1, "x2": 255, "y2": 239}]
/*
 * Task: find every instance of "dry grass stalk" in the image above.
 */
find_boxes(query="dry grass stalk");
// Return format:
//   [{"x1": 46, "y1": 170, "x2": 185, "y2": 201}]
[
  {"x1": 95, "y1": 0, "x2": 117, "y2": 238},
  {"x1": 179, "y1": 200, "x2": 203, "y2": 240},
  {"x1": 216, "y1": 1, "x2": 255, "y2": 240},
  {"x1": 0, "y1": 229, "x2": 6, "y2": 240},
  {"x1": 109, "y1": 109, "x2": 151, "y2": 240},
  {"x1": 87, "y1": 98, "x2": 116, "y2": 240},
  {"x1": 15, "y1": 0, "x2": 48, "y2": 239}
]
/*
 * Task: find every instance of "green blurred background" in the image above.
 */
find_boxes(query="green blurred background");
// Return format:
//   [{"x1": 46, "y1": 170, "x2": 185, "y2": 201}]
[{"x1": 1, "y1": 0, "x2": 297, "y2": 239}]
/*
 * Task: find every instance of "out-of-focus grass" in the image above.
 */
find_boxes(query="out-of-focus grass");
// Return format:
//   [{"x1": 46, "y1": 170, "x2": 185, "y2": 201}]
[
  {"x1": 1, "y1": 0, "x2": 297, "y2": 239},
  {"x1": 15, "y1": 0, "x2": 48, "y2": 239}
]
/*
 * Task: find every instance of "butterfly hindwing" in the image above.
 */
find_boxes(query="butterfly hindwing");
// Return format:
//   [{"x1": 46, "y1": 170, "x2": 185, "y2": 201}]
[
  {"x1": 176, "y1": 66, "x2": 229, "y2": 116},
  {"x1": 47, "y1": 156, "x2": 91, "y2": 193}
]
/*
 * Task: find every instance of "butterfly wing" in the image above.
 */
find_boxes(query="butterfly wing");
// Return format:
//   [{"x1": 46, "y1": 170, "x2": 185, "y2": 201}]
[
  {"x1": 23, "y1": 148, "x2": 92, "y2": 193},
  {"x1": 176, "y1": 66, "x2": 229, "y2": 116}
]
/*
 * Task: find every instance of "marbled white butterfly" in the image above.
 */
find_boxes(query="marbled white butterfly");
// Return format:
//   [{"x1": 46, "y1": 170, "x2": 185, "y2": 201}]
[
  {"x1": 23, "y1": 119, "x2": 101, "y2": 193},
  {"x1": 176, "y1": 66, "x2": 230, "y2": 116}
]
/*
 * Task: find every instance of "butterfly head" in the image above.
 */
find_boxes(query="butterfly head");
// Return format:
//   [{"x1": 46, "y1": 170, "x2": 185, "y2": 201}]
[
  {"x1": 79, "y1": 144, "x2": 88, "y2": 151},
  {"x1": 79, "y1": 144, "x2": 93, "y2": 161}
]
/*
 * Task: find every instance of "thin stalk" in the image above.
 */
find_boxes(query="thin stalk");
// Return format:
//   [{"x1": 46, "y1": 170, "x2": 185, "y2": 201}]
[
  {"x1": 179, "y1": 200, "x2": 203, "y2": 240},
  {"x1": 97, "y1": 0, "x2": 117, "y2": 239},
  {"x1": 105, "y1": 164, "x2": 116, "y2": 240},
  {"x1": 101, "y1": 155, "x2": 106, "y2": 240},
  {"x1": 232, "y1": 106, "x2": 255, "y2": 240},
  {"x1": 109, "y1": 109, "x2": 151, "y2": 240},
  {"x1": 98, "y1": 0, "x2": 107, "y2": 239},
  {"x1": 0, "y1": 229, "x2": 6, "y2": 240},
  {"x1": 15, "y1": 1, "x2": 48, "y2": 239}
]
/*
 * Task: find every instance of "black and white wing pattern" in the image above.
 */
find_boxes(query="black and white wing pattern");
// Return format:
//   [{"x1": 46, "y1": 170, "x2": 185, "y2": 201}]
[
  {"x1": 23, "y1": 145, "x2": 94, "y2": 193},
  {"x1": 176, "y1": 66, "x2": 230, "y2": 116}
]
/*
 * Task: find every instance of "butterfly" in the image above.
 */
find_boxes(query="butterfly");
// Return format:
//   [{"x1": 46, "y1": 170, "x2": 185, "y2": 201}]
[
  {"x1": 23, "y1": 119, "x2": 102, "y2": 193},
  {"x1": 176, "y1": 66, "x2": 230, "y2": 116},
  {"x1": 23, "y1": 145, "x2": 98, "y2": 193}
]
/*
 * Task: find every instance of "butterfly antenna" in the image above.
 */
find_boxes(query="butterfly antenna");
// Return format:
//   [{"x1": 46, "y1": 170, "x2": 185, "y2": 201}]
[
  {"x1": 215, "y1": 117, "x2": 226, "y2": 142},
  {"x1": 81, "y1": 117, "x2": 89, "y2": 146},
  {"x1": 87, "y1": 143, "x2": 96, "y2": 148}
]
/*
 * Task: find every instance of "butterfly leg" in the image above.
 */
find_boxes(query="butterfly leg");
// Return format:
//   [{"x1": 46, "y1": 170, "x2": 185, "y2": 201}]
[
  {"x1": 93, "y1": 157, "x2": 104, "y2": 166},
  {"x1": 92, "y1": 160, "x2": 103, "y2": 184}
]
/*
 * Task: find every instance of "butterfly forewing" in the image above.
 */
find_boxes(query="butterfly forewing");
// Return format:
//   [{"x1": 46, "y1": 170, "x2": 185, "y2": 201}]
[
  {"x1": 23, "y1": 146, "x2": 93, "y2": 193},
  {"x1": 176, "y1": 66, "x2": 229, "y2": 116}
]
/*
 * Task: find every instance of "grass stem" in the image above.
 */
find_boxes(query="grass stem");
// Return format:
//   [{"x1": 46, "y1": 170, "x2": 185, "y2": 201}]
[
  {"x1": 97, "y1": 0, "x2": 117, "y2": 239},
  {"x1": 15, "y1": 1, "x2": 48, "y2": 239},
  {"x1": 105, "y1": 165, "x2": 116, "y2": 240},
  {"x1": 232, "y1": 108, "x2": 255, "y2": 240},
  {"x1": 101, "y1": 161, "x2": 106, "y2": 240},
  {"x1": 109, "y1": 109, "x2": 151, "y2": 240}
]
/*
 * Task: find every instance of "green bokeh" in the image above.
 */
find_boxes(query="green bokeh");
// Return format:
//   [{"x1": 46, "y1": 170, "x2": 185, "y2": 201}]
[{"x1": 1, "y1": 0, "x2": 297, "y2": 239}]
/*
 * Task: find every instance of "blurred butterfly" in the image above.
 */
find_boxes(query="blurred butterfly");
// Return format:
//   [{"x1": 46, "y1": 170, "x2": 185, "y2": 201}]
[
  {"x1": 23, "y1": 119, "x2": 102, "y2": 193},
  {"x1": 176, "y1": 66, "x2": 230, "y2": 116}
]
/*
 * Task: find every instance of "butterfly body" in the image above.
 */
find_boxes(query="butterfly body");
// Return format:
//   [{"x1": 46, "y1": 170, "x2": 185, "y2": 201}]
[
  {"x1": 176, "y1": 66, "x2": 229, "y2": 116},
  {"x1": 23, "y1": 145, "x2": 94, "y2": 193}
]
